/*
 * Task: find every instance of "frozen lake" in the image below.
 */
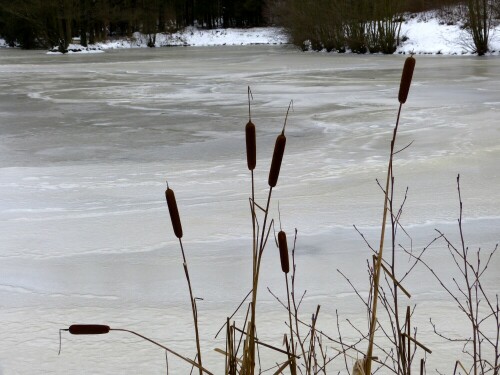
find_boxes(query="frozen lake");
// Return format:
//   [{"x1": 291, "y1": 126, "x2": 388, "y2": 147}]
[{"x1": 0, "y1": 46, "x2": 499, "y2": 374}]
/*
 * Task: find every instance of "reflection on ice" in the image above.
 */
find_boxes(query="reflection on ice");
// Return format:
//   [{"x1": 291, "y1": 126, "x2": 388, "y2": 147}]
[{"x1": 0, "y1": 46, "x2": 498, "y2": 374}]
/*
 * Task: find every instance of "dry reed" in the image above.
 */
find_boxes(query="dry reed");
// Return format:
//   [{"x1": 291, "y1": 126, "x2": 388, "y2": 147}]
[
  {"x1": 165, "y1": 182, "x2": 203, "y2": 375},
  {"x1": 365, "y1": 55, "x2": 416, "y2": 375}
]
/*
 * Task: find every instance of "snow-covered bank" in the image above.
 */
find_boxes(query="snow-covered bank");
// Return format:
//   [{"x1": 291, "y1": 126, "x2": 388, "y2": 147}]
[
  {"x1": 59, "y1": 17, "x2": 500, "y2": 56},
  {"x1": 398, "y1": 12, "x2": 500, "y2": 55},
  {"x1": 47, "y1": 27, "x2": 288, "y2": 54},
  {"x1": 4, "y1": 11, "x2": 499, "y2": 55}
]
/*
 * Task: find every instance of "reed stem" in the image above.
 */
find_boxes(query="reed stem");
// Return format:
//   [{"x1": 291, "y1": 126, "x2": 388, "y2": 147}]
[
  {"x1": 111, "y1": 328, "x2": 213, "y2": 375},
  {"x1": 365, "y1": 103, "x2": 403, "y2": 374},
  {"x1": 179, "y1": 238, "x2": 203, "y2": 375},
  {"x1": 246, "y1": 187, "x2": 273, "y2": 375},
  {"x1": 285, "y1": 274, "x2": 297, "y2": 375}
]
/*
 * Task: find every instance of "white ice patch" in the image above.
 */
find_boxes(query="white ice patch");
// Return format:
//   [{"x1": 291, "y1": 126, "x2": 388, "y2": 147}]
[{"x1": 0, "y1": 284, "x2": 119, "y2": 300}]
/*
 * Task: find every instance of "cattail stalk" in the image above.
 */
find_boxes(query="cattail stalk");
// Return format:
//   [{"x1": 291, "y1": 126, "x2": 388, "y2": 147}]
[
  {"x1": 63, "y1": 326, "x2": 213, "y2": 374},
  {"x1": 246, "y1": 86, "x2": 256, "y2": 172},
  {"x1": 165, "y1": 183, "x2": 203, "y2": 375},
  {"x1": 278, "y1": 230, "x2": 296, "y2": 374},
  {"x1": 406, "y1": 306, "x2": 411, "y2": 375},
  {"x1": 365, "y1": 56, "x2": 416, "y2": 375},
  {"x1": 244, "y1": 102, "x2": 292, "y2": 375},
  {"x1": 285, "y1": 274, "x2": 297, "y2": 375},
  {"x1": 244, "y1": 86, "x2": 259, "y2": 375}
]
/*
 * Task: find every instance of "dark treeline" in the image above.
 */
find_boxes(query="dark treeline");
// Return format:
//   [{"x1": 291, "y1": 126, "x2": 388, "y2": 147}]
[
  {"x1": 0, "y1": 0, "x2": 267, "y2": 51},
  {"x1": 1, "y1": 0, "x2": 497, "y2": 54}
]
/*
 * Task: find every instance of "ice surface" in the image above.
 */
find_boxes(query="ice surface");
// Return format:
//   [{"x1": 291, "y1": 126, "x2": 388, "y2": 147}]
[{"x1": 0, "y1": 46, "x2": 499, "y2": 374}]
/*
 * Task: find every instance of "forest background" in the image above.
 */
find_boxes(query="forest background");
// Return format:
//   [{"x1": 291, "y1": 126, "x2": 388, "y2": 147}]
[{"x1": 0, "y1": 0, "x2": 499, "y2": 54}]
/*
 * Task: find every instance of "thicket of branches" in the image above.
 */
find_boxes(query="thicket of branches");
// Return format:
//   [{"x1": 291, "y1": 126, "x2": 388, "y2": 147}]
[
  {"x1": 275, "y1": 0, "x2": 407, "y2": 54},
  {"x1": 273, "y1": 0, "x2": 497, "y2": 54},
  {"x1": 0, "y1": 0, "x2": 266, "y2": 51}
]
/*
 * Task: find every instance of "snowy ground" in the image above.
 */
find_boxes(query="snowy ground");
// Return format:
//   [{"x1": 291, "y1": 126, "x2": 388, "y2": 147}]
[
  {"x1": 399, "y1": 12, "x2": 500, "y2": 55},
  {"x1": 1, "y1": 11, "x2": 498, "y2": 55}
]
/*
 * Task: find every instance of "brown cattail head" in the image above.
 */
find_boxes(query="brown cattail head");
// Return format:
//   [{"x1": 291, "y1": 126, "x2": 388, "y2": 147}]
[
  {"x1": 268, "y1": 101, "x2": 292, "y2": 188},
  {"x1": 398, "y1": 56, "x2": 416, "y2": 104},
  {"x1": 165, "y1": 185, "x2": 183, "y2": 239},
  {"x1": 69, "y1": 324, "x2": 110, "y2": 335},
  {"x1": 268, "y1": 133, "x2": 286, "y2": 187},
  {"x1": 278, "y1": 230, "x2": 289, "y2": 273},
  {"x1": 245, "y1": 120, "x2": 256, "y2": 170}
]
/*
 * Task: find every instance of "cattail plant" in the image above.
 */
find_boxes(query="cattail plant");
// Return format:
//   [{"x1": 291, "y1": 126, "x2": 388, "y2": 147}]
[
  {"x1": 278, "y1": 228, "x2": 298, "y2": 375},
  {"x1": 365, "y1": 55, "x2": 416, "y2": 375},
  {"x1": 165, "y1": 182, "x2": 203, "y2": 375},
  {"x1": 60, "y1": 324, "x2": 214, "y2": 374},
  {"x1": 245, "y1": 87, "x2": 256, "y2": 172},
  {"x1": 241, "y1": 101, "x2": 293, "y2": 375}
]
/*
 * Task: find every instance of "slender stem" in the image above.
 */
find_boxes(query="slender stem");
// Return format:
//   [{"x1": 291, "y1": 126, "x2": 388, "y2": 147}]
[
  {"x1": 247, "y1": 187, "x2": 272, "y2": 375},
  {"x1": 366, "y1": 103, "x2": 403, "y2": 374},
  {"x1": 244, "y1": 170, "x2": 257, "y2": 375},
  {"x1": 285, "y1": 274, "x2": 297, "y2": 374},
  {"x1": 390, "y1": 173, "x2": 405, "y2": 374},
  {"x1": 458, "y1": 176, "x2": 478, "y2": 375},
  {"x1": 179, "y1": 238, "x2": 203, "y2": 375},
  {"x1": 111, "y1": 329, "x2": 213, "y2": 375},
  {"x1": 401, "y1": 333, "x2": 432, "y2": 354},
  {"x1": 258, "y1": 188, "x2": 273, "y2": 259},
  {"x1": 407, "y1": 306, "x2": 411, "y2": 374},
  {"x1": 251, "y1": 170, "x2": 256, "y2": 263},
  {"x1": 248, "y1": 169, "x2": 257, "y2": 375},
  {"x1": 233, "y1": 326, "x2": 301, "y2": 358}
]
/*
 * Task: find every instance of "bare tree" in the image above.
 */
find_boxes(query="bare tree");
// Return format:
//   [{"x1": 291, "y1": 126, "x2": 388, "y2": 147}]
[{"x1": 466, "y1": 0, "x2": 494, "y2": 55}]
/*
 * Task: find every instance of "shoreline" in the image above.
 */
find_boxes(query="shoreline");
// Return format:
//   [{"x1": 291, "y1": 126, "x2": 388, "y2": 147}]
[{"x1": 1, "y1": 11, "x2": 499, "y2": 56}]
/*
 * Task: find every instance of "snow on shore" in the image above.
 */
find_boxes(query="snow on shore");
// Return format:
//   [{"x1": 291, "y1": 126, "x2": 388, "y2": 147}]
[
  {"x1": 398, "y1": 13, "x2": 500, "y2": 55},
  {"x1": 45, "y1": 27, "x2": 288, "y2": 54},
  {"x1": 2, "y1": 11, "x2": 498, "y2": 55}
]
